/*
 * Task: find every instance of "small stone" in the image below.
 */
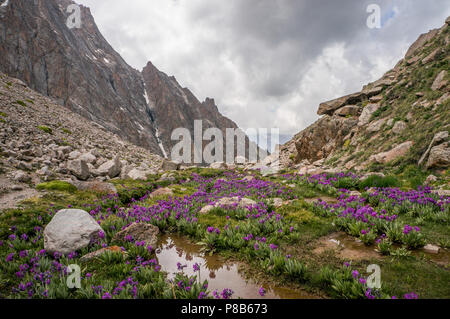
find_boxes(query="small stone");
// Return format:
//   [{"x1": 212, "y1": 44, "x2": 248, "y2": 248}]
[
  {"x1": 149, "y1": 187, "x2": 173, "y2": 198},
  {"x1": 13, "y1": 171, "x2": 31, "y2": 183},
  {"x1": 112, "y1": 223, "x2": 160, "y2": 247},
  {"x1": 423, "y1": 244, "x2": 440, "y2": 254},
  {"x1": 199, "y1": 205, "x2": 215, "y2": 215},
  {"x1": 425, "y1": 175, "x2": 437, "y2": 184}
]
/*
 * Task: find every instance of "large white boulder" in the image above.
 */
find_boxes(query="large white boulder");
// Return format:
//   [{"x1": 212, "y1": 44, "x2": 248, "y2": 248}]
[{"x1": 44, "y1": 209, "x2": 104, "y2": 255}]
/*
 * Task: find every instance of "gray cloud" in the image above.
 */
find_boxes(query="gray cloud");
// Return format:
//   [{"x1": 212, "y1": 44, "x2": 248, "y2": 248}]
[{"x1": 77, "y1": 0, "x2": 450, "y2": 137}]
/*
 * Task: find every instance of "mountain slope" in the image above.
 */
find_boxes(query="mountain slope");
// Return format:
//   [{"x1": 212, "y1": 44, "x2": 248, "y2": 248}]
[
  {"x1": 0, "y1": 0, "x2": 255, "y2": 162},
  {"x1": 280, "y1": 17, "x2": 450, "y2": 175},
  {"x1": 0, "y1": 71, "x2": 164, "y2": 209}
]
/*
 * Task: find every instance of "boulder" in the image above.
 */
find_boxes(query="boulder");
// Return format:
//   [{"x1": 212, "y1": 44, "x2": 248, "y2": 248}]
[
  {"x1": 126, "y1": 168, "x2": 149, "y2": 181},
  {"x1": 13, "y1": 171, "x2": 31, "y2": 183},
  {"x1": 97, "y1": 156, "x2": 122, "y2": 178},
  {"x1": 68, "y1": 159, "x2": 90, "y2": 180},
  {"x1": 318, "y1": 92, "x2": 365, "y2": 115},
  {"x1": 431, "y1": 70, "x2": 447, "y2": 91},
  {"x1": 422, "y1": 244, "x2": 440, "y2": 254},
  {"x1": 370, "y1": 141, "x2": 413, "y2": 164},
  {"x1": 199, "y1": 205, "x2": 215, "y2": 215},
  {"x1": 435, "y1": 92, "x2": 450, "y2": 106},
  {"x1": 149, "y1": 187, "x2": 173, "y2": 198},
  {"x1": 113, "y1": 222, "x2": 159, "y2": 247},
  {"x1": 68, "y1": 150, "x2": 81, "y2": 160},
  {"x1": 210, "y1": 162, "x2": 227, "y2": 169},
  {"x1": 358, "y1": 104, "x2": 380, "y2": 126},
  {"x1": 215, "y1": 196, "x2": 257, "y2": 210},
  {"x1": 366, "y1": 118, "x2": 386, "y2": 133},
  {"x1": 369, "y1": 95, "x2": 383, "y2": 103},
  {"x1": 160, "y1": 159, "x2": 179, "y2": 171},
  {"x1": 418, "y1": 131, "x2": 449, "y2": 166},
  {"x1": 426, "y1": 142, "x2": 450, "y2": 169},
  {"x1": 44, "y1": 209, "x2": 104, "y2": 255},
  {"x1": 421, "y1": 48, "x2": 443, "y2": 64},
  {"x1": 362, "y1": 86, "x2": 383, "y2": 97},
  {"x1": 392, "y1": 121, "x2": 407, "y2": 134},
  {"x1": 79, "y1": 152, "x2": 97, "y2": 164},
  {"x1": 334, "y1": 105, "x2": 360, "y2": 117}
]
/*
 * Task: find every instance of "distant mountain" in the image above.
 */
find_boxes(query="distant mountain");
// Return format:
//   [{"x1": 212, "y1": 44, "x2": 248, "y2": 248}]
[
  {"x1": 0, "y1": 0, "x2": 256, "y2": 162},
  {"x1": 280, "y1": 17, "x2": 450, "y2": 173}
]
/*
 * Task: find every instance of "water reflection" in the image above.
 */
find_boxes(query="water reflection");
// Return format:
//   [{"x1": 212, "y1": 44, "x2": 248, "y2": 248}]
[{"x1": 155, "y1": 234, "x2": 317, "y2": 299}]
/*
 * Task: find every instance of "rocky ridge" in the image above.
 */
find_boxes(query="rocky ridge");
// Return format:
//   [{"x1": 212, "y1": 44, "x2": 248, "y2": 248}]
[{"x1": 280, "y1": 17, "x2": 450, "y2": 174}]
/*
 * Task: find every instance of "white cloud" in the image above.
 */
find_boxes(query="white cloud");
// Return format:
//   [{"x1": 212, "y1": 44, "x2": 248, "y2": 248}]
[{"x1": 76, "y1": 0, "x2": 450, "y2": 138}]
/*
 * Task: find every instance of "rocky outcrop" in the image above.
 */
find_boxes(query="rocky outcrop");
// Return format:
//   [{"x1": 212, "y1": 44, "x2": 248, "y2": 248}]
[
  {"x1": 418, "y1": 131, "x2": 449, "y2": 167},
  {"x1": 292, "y1": 115, "x2": 357, "y2": 163},
  {"x1": 280, "y1": 16, "x2": 450, "y2": 172},
  {"x1": 44, "y1": 209, "x2": 104, "y2": 254},
  {"x1": 318, "y1": 92, "x2": 365, "y2": 115},
  {"x1": 426, "y1": 142, "x2": 450, "y2": 169},
  {"x1": 369, "y1": 141, "x2": 414, "y2": 164}
]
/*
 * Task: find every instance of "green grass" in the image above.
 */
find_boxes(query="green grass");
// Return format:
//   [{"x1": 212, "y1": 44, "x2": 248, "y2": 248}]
[
  {"x1": 36, "y1": 181, "x2": 77, "y2": 193},
  {"x1": 37, "y1": 125, "x2": 53, "y2": 134},
  {"x1": 15, "y1": 100, "x2": 26, "y2": 107},
  {"x1": 359, "y1": 175, "x2": 401, "y2": 190}
]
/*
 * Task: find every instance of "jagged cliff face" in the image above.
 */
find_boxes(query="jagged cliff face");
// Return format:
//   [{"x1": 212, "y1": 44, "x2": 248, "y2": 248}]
[
  {"x1": 142, "y1": 62, "x2": 252, "y2": 163},
  {"x1": 0, "y1": 0, "x2": 253, "y2": 163},
  {"x1": 281, "y1": 17, "x2": 450, "y2": 173},
  {"x1": 0, "y1": 0, "x2": 163, "y2": 154}
]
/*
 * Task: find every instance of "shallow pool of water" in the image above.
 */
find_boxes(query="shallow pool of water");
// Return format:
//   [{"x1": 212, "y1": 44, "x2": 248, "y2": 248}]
[{"x1": 155, "y1": 234, "x2": 317, "y2": 299}]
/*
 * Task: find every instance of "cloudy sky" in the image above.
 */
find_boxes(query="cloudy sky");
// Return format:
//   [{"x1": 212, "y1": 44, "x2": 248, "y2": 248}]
[{"x1": 77, "y1": 0, "x2": 450, "y2": 143}]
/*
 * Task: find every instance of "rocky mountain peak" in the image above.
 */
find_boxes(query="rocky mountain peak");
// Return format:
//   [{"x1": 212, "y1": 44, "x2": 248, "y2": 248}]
[{"x1": 0, "y1": 0, "x2": 256, "y2": 164}]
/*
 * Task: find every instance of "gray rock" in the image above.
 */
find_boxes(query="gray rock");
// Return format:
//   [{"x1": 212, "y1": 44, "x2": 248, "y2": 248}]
[
  {"x1": 334, "y1": 105, "x2": 360, "y2": 117},
  {"x1": 68, "y1": 150, "x2": 81, "y2": 160},
  {"x1": 44, "y1": 209, "x2": 104, "y2": 255},
  {"x1": 199, "y1": 205, "x2": 215, "y2": 215},
  {"x1": 215, "y1": 196, "x2": 257, "y2": 209},
  {"x1": 422, "y1": 244, "x2": 440, "y2": 254},
  {"x1": 419, "y1": 131, "x2": 449, "y2": 166},
  {"x1": 370, "y1": 141, "x2": 414, "y2": 164},
  {"x1": 112, "y1": 222, "x2": 160, "y2": 247},
  {"x1": 68, "y1": 159, "x2": 90, "y2": 180},
  {"x1": 358, "y1": 104, "x2": 380, "y2": 126},
  {"x1": 431, "y1": 70, "x2": 447, "y2": 91},
  {"x1": 160, "y1": 159, "x2": 179, "y2": 171},
  {"x1": 366, "y1": 118, "x2": 386, "y2": 132},
  {"x1": 79, "y1": 152, "x2": 96, "y2": 164},
  {"x1": 392, "y1": 121, "x2": 407, "y2": 134},
  {"x1": 97, "y1": 156, "x2": 122, "y2": 178},
  {"x1": 426, "y1": 142, "x2": 450, "y2": 169},
  {"x1": 13, "y1": 171, "x2": 31, "y2": 183},
  {"x1": 209, "y1": 162, "x2": 227, "y2": 169},
  {"x1": 126, "y1": 168, "x2": 149, "y2": 180}
]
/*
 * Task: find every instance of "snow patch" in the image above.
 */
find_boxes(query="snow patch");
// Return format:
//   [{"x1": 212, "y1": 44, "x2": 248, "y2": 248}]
[
  {"x1": 155, "y1": 127, "x2": 168, "y2": 159},
  {"x1": 1, "y1": 0, "x2": 9, "y2": 7}
]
